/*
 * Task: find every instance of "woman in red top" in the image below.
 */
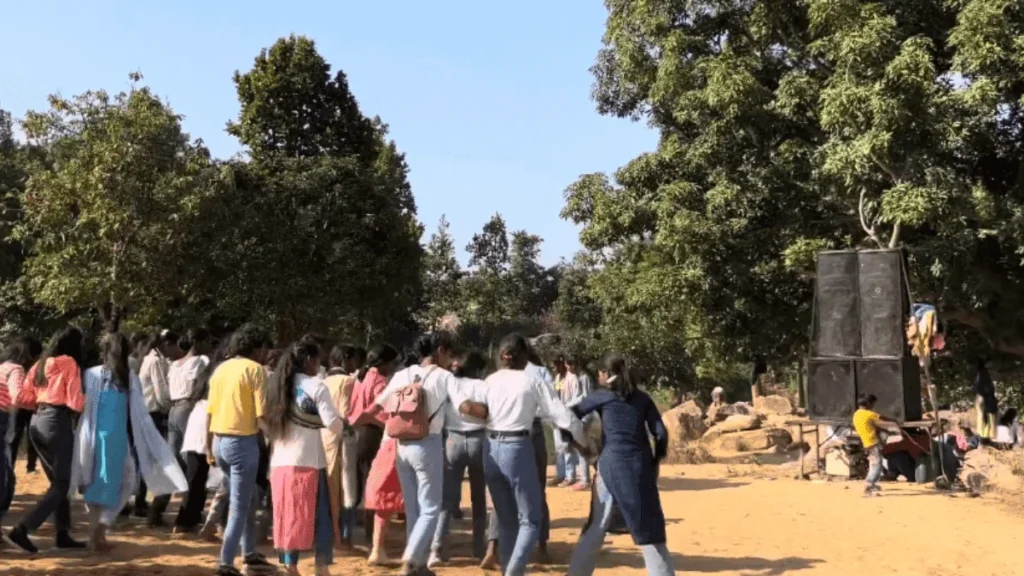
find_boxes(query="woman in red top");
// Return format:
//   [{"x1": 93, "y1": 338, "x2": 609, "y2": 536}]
[
  {"x1": 7, "y1": 327, "x2": 88, "y2": 554},
  {"x1": 346, "y1": 343, "x2": 399, "y2": 546},
  {"x1": 0, "y1": 335, "x2": 43, "y2": 529}
]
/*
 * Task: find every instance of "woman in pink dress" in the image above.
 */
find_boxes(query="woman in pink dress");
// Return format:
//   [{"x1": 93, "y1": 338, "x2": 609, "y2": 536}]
[{"x1": 347, "y1": 343, "x2": 403, "y2": 565}]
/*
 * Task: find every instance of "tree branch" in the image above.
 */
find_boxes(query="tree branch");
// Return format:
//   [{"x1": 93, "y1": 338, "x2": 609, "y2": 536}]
[
  {"x1": 859, "y1": 188, "x2": 884, "y2": 248},
  {"x1": 942, "y1": 307, "x2": 1024, "y2": 357}
]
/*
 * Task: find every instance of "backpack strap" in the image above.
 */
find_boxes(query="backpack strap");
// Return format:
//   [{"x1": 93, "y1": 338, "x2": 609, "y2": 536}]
[{"x1": 419, "y1": 366, "x2": 446, "y2": 424}]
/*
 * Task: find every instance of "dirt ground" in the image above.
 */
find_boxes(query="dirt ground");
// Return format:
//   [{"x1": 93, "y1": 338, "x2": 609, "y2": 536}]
[{"x1": 3, "y1": 461, "x2": 1023, "y2": 575}]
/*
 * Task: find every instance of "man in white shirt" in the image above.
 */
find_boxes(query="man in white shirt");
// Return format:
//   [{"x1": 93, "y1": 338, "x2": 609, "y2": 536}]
[
  {"x1": 133, "y1": 330, "x2": 182, "y2": 518},
  {"x1": 467, "y1": 334, "x2": 585, "y2": 576}
]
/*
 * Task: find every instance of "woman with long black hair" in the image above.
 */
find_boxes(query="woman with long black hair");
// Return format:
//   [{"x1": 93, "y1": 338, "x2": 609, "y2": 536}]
[
  {"x1": 320, "y1": 345, "x2": 364, "y2": 549},
  {"x1": 464, "y1": 333, "x2": 585, "y2": 576},
  {"x1": 266, "y1": 340, "x2": 345, "y2": 576},
  {"x1": 7, "y1": 327, "x2": 88, "y2": 553},
  {"x1": 346, "y1": 343, "x2": 401, "y2": 545},
  {"x1": 0, "y1": 335, "x2": 43, "y2": 529},
  {"x1": 74, "y1": 332, "x2": 187, "y2": 551},
  {"x1": 565, "y1": 353, "x2": 673, "y2": 576}
]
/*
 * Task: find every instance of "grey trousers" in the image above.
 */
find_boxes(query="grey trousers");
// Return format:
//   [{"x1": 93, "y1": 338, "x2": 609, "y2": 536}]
[
  {"x1": 150, "y1": 401, "x2": 191, "y2": 521},
  {"x1": 432, "y1": 429, "x2": 487, "y2": 558},
  {"x1": 486, "y1": 420, "x2": 549, "y2": 547}
]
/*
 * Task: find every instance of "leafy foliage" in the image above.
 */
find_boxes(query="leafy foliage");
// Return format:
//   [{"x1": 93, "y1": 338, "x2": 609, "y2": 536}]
[
  {"x1": 563, "y1": 0, "x2": 1024, "y2": 399},
  {"x1": 15, "y1": 79, "x2": 221, "y2": 331}
]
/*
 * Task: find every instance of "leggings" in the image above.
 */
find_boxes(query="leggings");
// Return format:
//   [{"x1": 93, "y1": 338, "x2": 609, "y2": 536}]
[{"x1": 20, "y1": 405, "x2": 75, "y2": 533}]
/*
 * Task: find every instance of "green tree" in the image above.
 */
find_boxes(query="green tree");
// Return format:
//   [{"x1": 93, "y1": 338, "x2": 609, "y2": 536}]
[
  {"x1": 508, "y1": 231, "x2": 557, "y2": 319},
  {"x1": 226, "y1": 35, "x2": 423, "y2": 340},
  {"x1": 463, "y1": 213, "x2": 511, "y2": 326},
  {"x1": 420, "y1": 215, "x2": 463, "y2": 329},
  {"x1": 15, "y1": 77, "x2": 221, "y2": 332},
  {"x1": 567, "y1": 0, "x2": 1024, "y2": 396}
]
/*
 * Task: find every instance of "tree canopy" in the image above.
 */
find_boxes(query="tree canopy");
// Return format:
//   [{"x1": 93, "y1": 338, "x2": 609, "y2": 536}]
[{"x1": 562, "y1": 0, "x2": 1024, "y2": 398}]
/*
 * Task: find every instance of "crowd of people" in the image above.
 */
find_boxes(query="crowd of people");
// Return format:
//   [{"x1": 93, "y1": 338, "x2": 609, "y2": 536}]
[{"x1": 0, "y1": 324, "x2": 674, "y2": 576}]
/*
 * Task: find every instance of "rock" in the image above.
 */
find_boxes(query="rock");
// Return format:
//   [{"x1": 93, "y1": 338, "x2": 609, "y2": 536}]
[
  {"x1": 716, "y1": 414, "x2": 762, "y2": 433},
  {"x1": 754, "y1": 394, "x2": 794, "y2": 416},
  {"x1": 709, "y1": 427, "x2": 793, "y2": 453},
  {"x1": 662, "y1": 403, "x2": 709, "y2": 463},
  {"x1": 678, "y1": 399, "x2": 705, "y2": 418},
  {"x1": 962, "y1": 447, "x2": 1024, "y2": 493}
]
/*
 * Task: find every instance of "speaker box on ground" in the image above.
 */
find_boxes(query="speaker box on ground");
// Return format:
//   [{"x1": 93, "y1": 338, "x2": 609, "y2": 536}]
[
  {"x1": 807, "y1": 357, "x2": 856, "y2": 422},
  {"x1": 814, "y1": 251, "x2": 860, "y2": 357},
  {"x1": 858, "y1": 249, "x2": 908, "y2": 357},
  {"x1": 855, "y1": 357, "x2": 922, "y2": 422}
]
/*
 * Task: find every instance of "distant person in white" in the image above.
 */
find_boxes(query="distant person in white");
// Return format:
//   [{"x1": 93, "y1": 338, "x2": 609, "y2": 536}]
[
  {"x1": 374, "y1": 333, "x2": 482, "y2": 576},
  {"x1": 464, "y1": 334, "x2": 585, "y2": 576}
]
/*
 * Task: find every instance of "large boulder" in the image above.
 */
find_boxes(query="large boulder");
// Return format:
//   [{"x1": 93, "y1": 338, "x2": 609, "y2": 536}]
[
  {"x1": 715, "y1": 414, "x2": 762, "y2": 433},
  {"x1": 709, "y1": 427, "x2": 793, "y2": 453},
  {"x1": 677, "y1": 399, "x2": 705, "y2": 418},
  {"x1": 754, "y1": 394, "x2": 794, "y2": 416},
  {"x1": 662, "y1": 403, "x2": 709, "y2": 463}
]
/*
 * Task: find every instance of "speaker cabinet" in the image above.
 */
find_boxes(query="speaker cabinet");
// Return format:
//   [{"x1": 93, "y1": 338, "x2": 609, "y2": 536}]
[
  {"x1": 807, "y1": 358, "x2": 856, "y2": 421},
  {"x1": 814, "y1": 251, "x2": 860, "y2": 357},
  {"x1": 856, "y1": 357, "x2": 922, "y2": 422},
  {"x1": 858, "y1": 250, "x2": 908, "y2": 357}
]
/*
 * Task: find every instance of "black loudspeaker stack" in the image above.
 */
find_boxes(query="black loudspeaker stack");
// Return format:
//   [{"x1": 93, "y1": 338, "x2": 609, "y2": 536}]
[{"x1": 806, "y1": 249, "x2": 922, "y2": 423}]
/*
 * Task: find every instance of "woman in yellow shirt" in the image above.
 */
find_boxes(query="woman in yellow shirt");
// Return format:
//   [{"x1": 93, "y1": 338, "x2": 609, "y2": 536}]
[{"x1": 205, "y1": 324, "x2": 275, "y2": 576}]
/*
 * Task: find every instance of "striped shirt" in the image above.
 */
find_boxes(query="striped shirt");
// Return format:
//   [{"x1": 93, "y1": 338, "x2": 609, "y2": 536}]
[
  {"x1": 23, "y1": 356, "x2": 85, "y2": 413},
  {"x1": 0, "y1": 362, "x2": 26, "y2": 409}
]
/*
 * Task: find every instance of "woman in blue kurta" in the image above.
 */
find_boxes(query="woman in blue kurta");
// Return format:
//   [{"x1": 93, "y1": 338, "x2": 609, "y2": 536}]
[
  {"x1": 565, "y1": 353, "x2": 674, "y2": 576},
  {"x1": 73, "y1": 332, "x2": 188, "y2": 552}
]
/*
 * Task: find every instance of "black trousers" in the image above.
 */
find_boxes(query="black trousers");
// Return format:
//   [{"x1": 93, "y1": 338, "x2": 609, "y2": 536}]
[
  {"x1": 355, "y1": 424, "x2": 384, "y2": 543},
  {"x1": 20, "y1": 405, "x2": 74, "y2": 533},
  {"x1": 136, "y1": 411, "x2": 168, "y2": 511},
  {"x1": 174, "y1": 451, "x2": 210, "y2": 529},
  {"x1": 9, "y1": 408, "x2": 38, "y2": 471}
]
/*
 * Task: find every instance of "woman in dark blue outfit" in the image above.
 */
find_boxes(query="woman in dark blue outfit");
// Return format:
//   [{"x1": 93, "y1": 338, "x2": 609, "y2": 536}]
[{"x1": 566, "y1": 353, "x2": 674, "y2": 576}]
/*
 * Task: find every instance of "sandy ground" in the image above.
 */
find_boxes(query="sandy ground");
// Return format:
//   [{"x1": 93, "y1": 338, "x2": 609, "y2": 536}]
[{"x1": 2, "y1": 460, "x2": 1023, "y2": 575}]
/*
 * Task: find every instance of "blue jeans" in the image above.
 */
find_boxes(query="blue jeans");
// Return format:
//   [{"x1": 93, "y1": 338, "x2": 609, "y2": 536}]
[
  {"x1": 215, "y1": 434, "x2": 260, "y2": 567},
  {"x1": 432, "y1": 429, "x2": 488, "y2": 558},
  {"x1": 565, "y1": 446, "x2": 591, "y2": 485},
  {"x1": 865, "y1": 444, "x2": 883, "y2": 489},
  {"x1": 552, "y1": 425, "x2": 569, "y2": 482},
  {"x1": 396, "y1": 434, "x2": 444, "y2": 566},
  {"x1": 568, "y1": 474, "x2": 674, "y2": 576},
  {"x1": 485, "y1": 435, "x2": 542, "y2": 576}
]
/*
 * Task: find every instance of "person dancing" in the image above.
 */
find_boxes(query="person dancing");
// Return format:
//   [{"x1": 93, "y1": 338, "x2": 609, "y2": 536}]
[
  {"x1": 565, "y1": 353, "x2": 674, "y2": 576},
  {"x1": 75, "y1": 333, "x2": 187, "y2": 552},
  {"x1": 464, "y1": 334, "x2": 585, "y2": 576},
  {"x1": 266, "y1": 340, "x2": 345, "y2": 576},
  {"x1": 7, "y1": 327, "x2": 88, "y2": 553}
]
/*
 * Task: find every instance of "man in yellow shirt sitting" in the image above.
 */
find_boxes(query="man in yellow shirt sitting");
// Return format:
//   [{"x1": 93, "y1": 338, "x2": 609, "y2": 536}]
[{"x1": 853, "y1": 393, "x2": 899, "y2": 497}]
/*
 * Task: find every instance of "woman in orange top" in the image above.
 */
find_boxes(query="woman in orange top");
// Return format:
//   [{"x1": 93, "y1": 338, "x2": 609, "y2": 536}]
[{"x1": 7, "y1": 327, "x2": 88, "y2": 554}]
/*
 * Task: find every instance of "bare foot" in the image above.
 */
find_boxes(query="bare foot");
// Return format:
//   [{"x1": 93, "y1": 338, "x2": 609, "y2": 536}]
[
  {"x1": 91, "y1": 539, "x2": 117, "y2": 554},
  {"x1": 367, "y1": 549, "x2": 390, "y2": 566},
  {"x1": 198, "y1": 524, "x2": 221, "y2": 543},
  {"x1": 480, "y1": 553, "x2": 500, "y2": 571}
]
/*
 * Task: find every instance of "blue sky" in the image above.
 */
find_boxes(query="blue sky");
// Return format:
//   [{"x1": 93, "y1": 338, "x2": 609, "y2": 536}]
[{"x1": 0, "y1": 0, "x2": 656, "y2": 265}]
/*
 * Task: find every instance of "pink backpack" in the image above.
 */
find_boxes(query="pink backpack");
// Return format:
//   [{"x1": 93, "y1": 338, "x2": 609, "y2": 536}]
[{"x1": 384, "y1": 366, "x2": 442, "y2": 440}]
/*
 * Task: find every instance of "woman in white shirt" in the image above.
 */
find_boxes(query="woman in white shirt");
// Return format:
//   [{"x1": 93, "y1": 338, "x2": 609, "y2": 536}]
[
  {"x1": 995, "y1": 408, "x2": 1023, "y2": 447},
  {"x1": 265, "y1": 341, "x2": 345, "y2": 576},
  {"x1": 465, "y1": 333, "x2": 585, "y2": 576},
  {"x1": 375, "y1": 332, "x2": 480, "y2": 576},
  {"x1": 429, "y1": 350, "x2": 489, "y2": 565}
]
